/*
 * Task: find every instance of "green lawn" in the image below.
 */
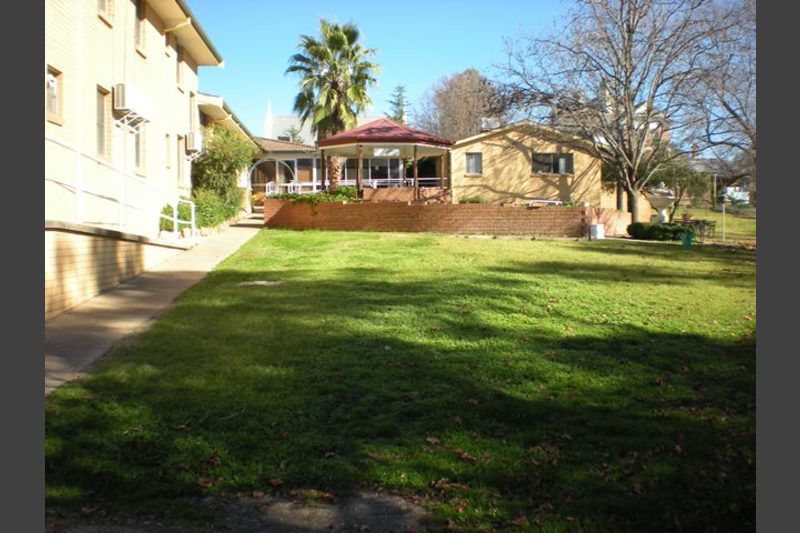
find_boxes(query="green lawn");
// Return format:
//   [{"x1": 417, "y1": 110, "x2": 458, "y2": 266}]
[
  {"x1": 680, "y1": 207, "x2": 757, "y2": 242},
  {"x1": 46, "y1": 230, "x2": 756, "y2": 530}
]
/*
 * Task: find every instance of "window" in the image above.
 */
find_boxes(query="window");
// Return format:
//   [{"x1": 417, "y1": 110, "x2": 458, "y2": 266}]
[
  {"x1": 97, "y1": 0, "x2": 113, "y2": 24},
  {"x1": 533, "y1": 152, "x2": 574, "y2": 174},
  {"x1": 176, "y1": 45, "x2": 184, "y2": 89},
  {"x1": 165, "y1": 134, "x2": 171, "y2": 169},
  {"x1": 46, "y1": 67, "x2": 63, "y2": 124},
  {"x1": 134, "y1": 125, "x2": 145, "y2": 173},
  {"x1": 277, "y1": 136, "x2": 290, "y2": 141},
  {"x1": 466, "y1": 152, "x2": 483, "y2": 175},
  {"x1": 96, "y1": 87, "x2": 110, "y2": 157},
  {"x1": 177, "y1": 135, "x2": 185, "y2": 183},
  {"x1": 134, "y1": 0, "x2": 146, "y2": 53},
  {"x1": 189, "y1": 92, "x2": 198, "y2": 131}
]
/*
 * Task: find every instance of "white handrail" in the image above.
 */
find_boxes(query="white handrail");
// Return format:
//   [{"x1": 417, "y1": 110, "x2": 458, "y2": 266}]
[{"x1": 45, "y1": 134, "x2": 195, "y2": 242}]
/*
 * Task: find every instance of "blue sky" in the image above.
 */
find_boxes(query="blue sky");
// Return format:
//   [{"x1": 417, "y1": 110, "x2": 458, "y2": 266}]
[{"x1": 189, "y1": 0, "x2": 569, "y2": 137}]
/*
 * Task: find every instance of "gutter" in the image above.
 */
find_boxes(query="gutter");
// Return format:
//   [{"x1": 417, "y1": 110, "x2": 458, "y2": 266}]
[{"x1": 175, "y1": 0, "x2": 225, "y2": 65}]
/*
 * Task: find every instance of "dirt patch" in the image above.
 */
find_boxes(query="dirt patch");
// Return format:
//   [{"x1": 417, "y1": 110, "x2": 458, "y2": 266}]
[{"x1": 46, "y1": 491, "x2": 428, "y2": 533}]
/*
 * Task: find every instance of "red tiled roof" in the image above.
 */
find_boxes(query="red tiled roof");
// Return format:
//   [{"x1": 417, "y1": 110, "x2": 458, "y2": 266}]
[
  {"x1": 318, "y1": 118, "x2": 453, "y2": 148},
  {"x1": 256, "y1": 137, "x2": 316, "y2": 152}
]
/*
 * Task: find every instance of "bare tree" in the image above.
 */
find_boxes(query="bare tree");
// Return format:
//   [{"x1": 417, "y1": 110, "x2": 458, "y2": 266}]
[
  {"x1": 495, "y1": 0, "x2": 730, "y2": 221},
  {"x1": 412, "y1": 69, "x2": 505, "y2": 141},
  {"x1": 693, "y1": 0, "x2": 756, "y2": 184}
]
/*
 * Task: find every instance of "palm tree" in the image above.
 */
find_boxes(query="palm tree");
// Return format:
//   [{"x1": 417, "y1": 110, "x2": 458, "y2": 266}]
[{"x1": 286, "y1": 19, "x2": 379, "y2": 191}]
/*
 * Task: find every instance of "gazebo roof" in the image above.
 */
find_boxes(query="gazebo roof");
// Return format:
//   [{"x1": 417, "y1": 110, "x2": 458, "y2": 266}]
[{"x1": 318, "y1": 118, "x2": 453, "y2": 148}]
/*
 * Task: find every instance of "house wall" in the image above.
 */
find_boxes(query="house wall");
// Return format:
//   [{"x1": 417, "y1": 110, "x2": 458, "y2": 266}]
[
  {"x1": 450, "y1": 128, "x2": 602, "y2": 206},
  {"x1": 45, "y1": 222, "x2": 186, "y2": 321},
  {"x1": 45, "y1": 0, "x2": 202, "y2": 239},
  {"x1": 599, "y1": 191, "x2": 654, "y2": 223}
]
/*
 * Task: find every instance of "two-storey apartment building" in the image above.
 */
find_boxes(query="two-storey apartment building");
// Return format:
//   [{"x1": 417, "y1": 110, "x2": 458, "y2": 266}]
[{"x1": 45, "y1": 0, "x2": 224, "y2": 319}]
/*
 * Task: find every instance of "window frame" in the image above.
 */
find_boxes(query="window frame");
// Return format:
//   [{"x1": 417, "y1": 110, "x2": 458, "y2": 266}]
[
  {"x1": 46, "y1": 66, "x2": 64, "y2": 125},
  {"x1": 134, "y1": 0, "x2": 146, "y2": 57},
  {"x1": 97, "y1": 0, "x2": 113, "y2": 26},
  {"x1": 465, "y1": 152, "x2": 483, "y2": 176},
  {"x1": 176, "y1": 45, "x2": 184, "y2": 91},
  {"x1": 165, "y1": 133, "x2": 171, "y2": 169},
  {"x1": 532, "y1": 152, "x2": 574, "y2": 175},
  {"x1": 134, "y1": 124, "x2": 145, "y2": 175},
  {"x1": 96, "y1": 86, "x2": 111, "y2": 159},
  {"x1": 177, "y1": 134, "x2": 185, "y2": 184}
]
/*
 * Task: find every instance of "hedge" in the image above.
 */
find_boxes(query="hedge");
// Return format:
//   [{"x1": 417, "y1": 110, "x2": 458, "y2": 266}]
[{"x1": 627, "y1": 222, "x2": 694, "y2": 241}]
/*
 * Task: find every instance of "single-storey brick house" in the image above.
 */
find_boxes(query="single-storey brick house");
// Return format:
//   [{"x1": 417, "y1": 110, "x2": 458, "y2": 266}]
[{"x1": 449, "y1": 120, "x2": 652, "y2": 221}]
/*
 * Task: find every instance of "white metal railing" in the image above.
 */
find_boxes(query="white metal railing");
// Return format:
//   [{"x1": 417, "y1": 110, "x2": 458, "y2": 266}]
[
  {"x1": 253, "y1": 177, "x2": 448, "y2": 196},
  {"x1": 45, "y1": 135, "x2": 196, "y2": 242}
]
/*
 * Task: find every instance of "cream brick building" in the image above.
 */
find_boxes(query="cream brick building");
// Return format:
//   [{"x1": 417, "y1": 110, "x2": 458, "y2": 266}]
[{"x1": 45, "y1": 0, "x2": 226, "y2": 319}]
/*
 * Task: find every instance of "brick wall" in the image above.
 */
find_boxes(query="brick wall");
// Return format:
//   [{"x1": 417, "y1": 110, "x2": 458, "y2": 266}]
[
  {"x1": 362, "y1": 187, "x2": 451, "y2": 204},
  {"x1": 45, "y1": 223, "x2": 185, "y2": 320},
  {"x1": 263, "y1": 200, "x2": 593, "y2": 237}
]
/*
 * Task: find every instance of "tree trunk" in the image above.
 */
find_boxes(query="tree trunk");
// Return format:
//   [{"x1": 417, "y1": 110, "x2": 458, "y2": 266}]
[
  {"x1": 616, "y1": 179, "x2": 624, "y2": 210},
  {"x1": 326, "y1": 155, "x2": 341, "y2": 192},
  {"x1": 627, "y1": 188, "x2": 640, "y2": 223}
]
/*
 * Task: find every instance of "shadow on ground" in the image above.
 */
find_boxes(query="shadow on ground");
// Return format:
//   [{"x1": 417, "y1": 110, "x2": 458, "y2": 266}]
[{"x1": 45, "y1": 246, "x2": 756, "y2": 531}]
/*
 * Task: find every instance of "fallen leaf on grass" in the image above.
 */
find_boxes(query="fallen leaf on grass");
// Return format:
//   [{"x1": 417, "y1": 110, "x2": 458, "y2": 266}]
[
  {"x1": 454, "y1": 448, "x2": 477, "y2": 463},
  {"x1": 269, "y1": 479, "x2": 284, "y2": 487},
  {"x1": 453, "y1": 416, "x2": 463, "y2": 426},
  {"x1": 324, "y1": 451, "x2": 337, "y2": 458},
  {"x1": 468, "y1": 398, "x2": 481, "y2": 405},
  {"x1": 196, "y1": 477, "x2": 214, "y2": 489},
  {"x1": 426, "y1": 436, "x2": 441, "y2": 445},
  {"x1": 252, "y1": 490, "x2": 265, "y2": 498}
]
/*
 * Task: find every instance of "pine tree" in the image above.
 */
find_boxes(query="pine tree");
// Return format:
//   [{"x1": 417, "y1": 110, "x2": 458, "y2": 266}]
[
  {"x1": 282, "y1": 125, "x2": 303, "y2": 143},
  {"x1": 386, "y1": 85, "x2": 408, "y2": 124}
]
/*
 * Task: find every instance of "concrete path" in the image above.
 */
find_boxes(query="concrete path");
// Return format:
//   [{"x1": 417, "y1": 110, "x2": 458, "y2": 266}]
[{"x1": 45, "y1": 215, "x2": 263, "y2": 395}]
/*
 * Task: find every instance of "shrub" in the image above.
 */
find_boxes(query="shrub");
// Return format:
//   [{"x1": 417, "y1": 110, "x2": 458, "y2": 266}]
[
  {"x1": 269, "y1": 186, "x2": 358, "y2": 205},
  {"x1": 193, "y1": 188, "x2": 238, "y2": 229},
  {"x1": 159, "y1": 202, "x2": 193, "y2": 232},
  {"x1": 627, "y1": 222, "x2": 694, "y2": 241},
  {"x1": 459, "y1": 197, "x2": 486, "y2": 204}
]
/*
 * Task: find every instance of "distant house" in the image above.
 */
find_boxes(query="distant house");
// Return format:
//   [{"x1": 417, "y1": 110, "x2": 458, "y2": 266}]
[
  {"x1": 449, "y1": 120, "x2": 653, "y2": 221},
  {"x1": 262, "y1": 103, "x2": 383, "y2": 145}
]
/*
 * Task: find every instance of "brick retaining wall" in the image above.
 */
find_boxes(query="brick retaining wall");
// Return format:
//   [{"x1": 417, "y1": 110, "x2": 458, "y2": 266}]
[
  {"x1": 362, "y1": 187, "x2": 451, "y2": 204},
  {"x1": 263, "y1": 199, "x2": 609, "y2": 237}
]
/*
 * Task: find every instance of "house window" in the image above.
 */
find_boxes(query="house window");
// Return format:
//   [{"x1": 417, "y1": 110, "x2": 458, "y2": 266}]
[
  {"x1": 134, "y1": 125, "x2": 145, "y2": 173},
  {"x1": 165, "y1": 134, "x2": 171, "y2": 169},
  {"x1": 466, "y1": 152, "x2": 483, "y2": 175},
  {"x1": 176, "y1": 45, "x2": 184, "y2": 89},
  {"x1": 533, "y1": 152, "x2": 574, "y2": 174},
  {"x1": 134, "y1": 0, "x2": 146, "y2": 54},
  {"x1": 97, "y1": 0, "x2": 113, "y2": 24},
  {"x1": 46, "y1": 67, "x2": 63, "y2": 124},
  {"x1": 96, "y1": 87, "x2": 110, "y2": 157}
]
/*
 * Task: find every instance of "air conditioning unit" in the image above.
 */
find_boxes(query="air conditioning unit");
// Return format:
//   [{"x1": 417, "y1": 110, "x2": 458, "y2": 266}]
[
  {"x1": 114, "y1": 83, "x2": 151, "y2": 125},
  {"x1": 186, "y1": 130, "x2": 203, "y2": 153},
  {"x1": 479, "y1": 117, "x2": 501, "y2": 131},
  {"x1": 113, "y1": 83, "x2": 130, "y2": 113}
]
